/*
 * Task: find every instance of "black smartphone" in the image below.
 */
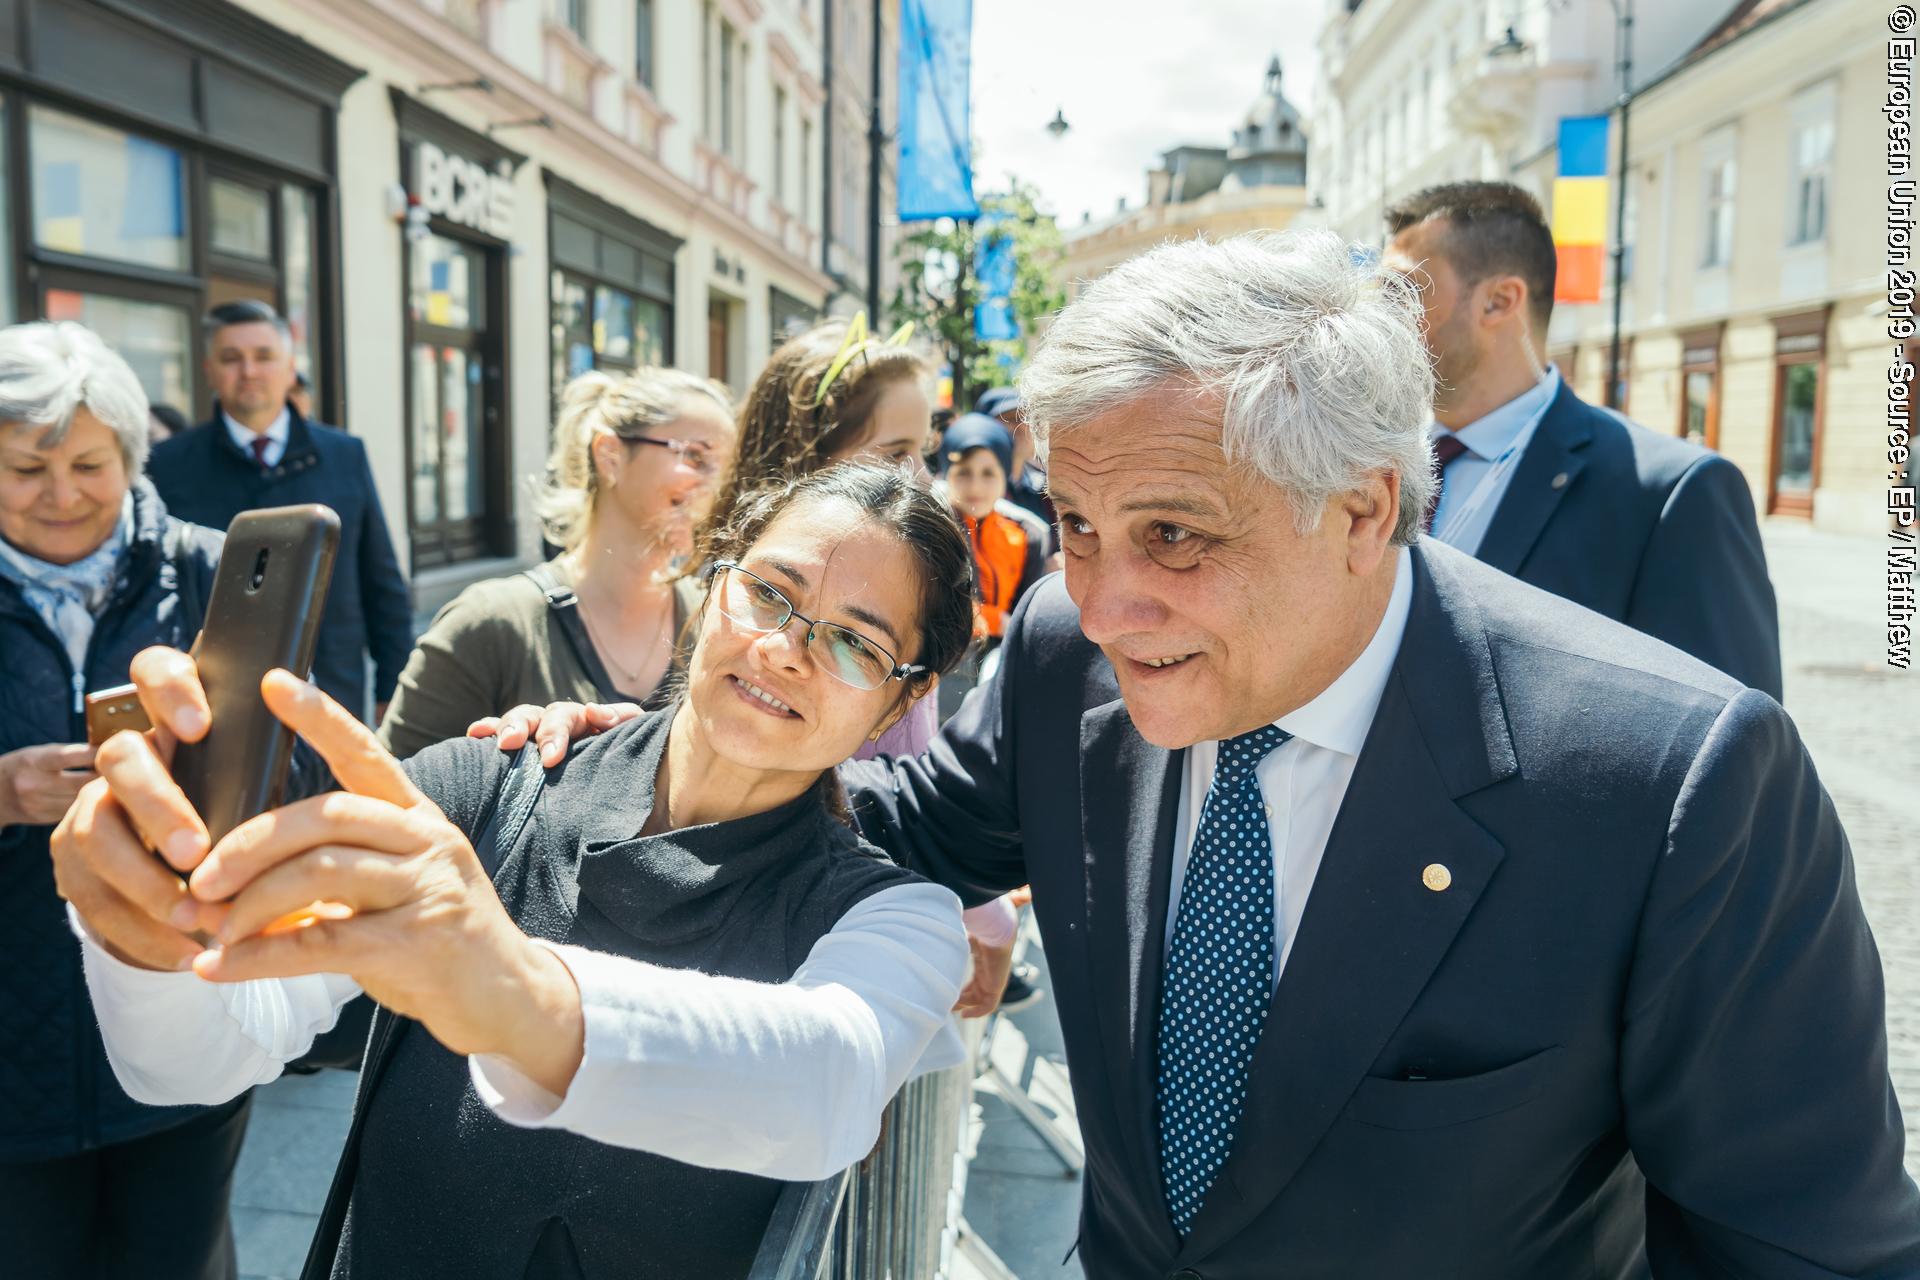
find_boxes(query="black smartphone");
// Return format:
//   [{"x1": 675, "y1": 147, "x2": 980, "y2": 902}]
[{"x1": 170, "y1": 505, "x2": 340, "y2": 846}]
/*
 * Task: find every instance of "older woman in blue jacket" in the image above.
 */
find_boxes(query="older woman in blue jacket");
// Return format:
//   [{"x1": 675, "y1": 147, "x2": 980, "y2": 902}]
[{"x1": 0, "y1": 321, "x2": 237, "y2": 1279}]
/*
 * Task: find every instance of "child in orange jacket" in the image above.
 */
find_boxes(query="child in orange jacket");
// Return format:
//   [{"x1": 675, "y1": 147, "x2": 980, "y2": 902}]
[{"x1": 942, "y1": 413, "x2": 1048, "y2": 641}]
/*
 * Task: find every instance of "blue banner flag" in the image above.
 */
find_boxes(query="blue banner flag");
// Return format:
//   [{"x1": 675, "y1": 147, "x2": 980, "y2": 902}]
[
  {"x1": 898, "y1": 0, "x2": 979, "y2": 221},
  {"x1": 974, "y1": 219, "x2": 1018, "y2": 341},
  {"x1": 1557, "y1": 115, "x2": 1610, "y2": 179}
]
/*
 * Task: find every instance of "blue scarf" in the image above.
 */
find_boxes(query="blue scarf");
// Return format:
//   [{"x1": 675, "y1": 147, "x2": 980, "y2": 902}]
[{"x1": 0, "y1": 495, "x2": 134, "y2": 675}]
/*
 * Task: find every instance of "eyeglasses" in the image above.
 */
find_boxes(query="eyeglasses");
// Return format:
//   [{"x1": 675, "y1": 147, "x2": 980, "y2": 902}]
[
  {"x1": 708, "y1": 561, "x2": 926, "y2": 691},
  {"x1": 629, "y1": 435, "x2": 719, "y2": 478}
]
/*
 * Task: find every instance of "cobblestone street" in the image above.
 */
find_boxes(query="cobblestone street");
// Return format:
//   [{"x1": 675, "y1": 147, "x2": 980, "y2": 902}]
[{"x1": 1764, "y1": 521, "x2": 1920, "y2": 1178}]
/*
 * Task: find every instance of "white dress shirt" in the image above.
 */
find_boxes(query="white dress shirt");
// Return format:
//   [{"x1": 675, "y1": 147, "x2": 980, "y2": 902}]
[
  {"x1": 222, "y1": 406, "x2": 291, "y2": 468},
  {"x1": 1165, "y1": 545, "x2": 1413, "y2": 986},
  {"x1": 1426, "y1": 365, "x2": 1562, "y2": 555},
  {"x1": 73, "y1": 881, "x2": 968, "y2": 1183}
]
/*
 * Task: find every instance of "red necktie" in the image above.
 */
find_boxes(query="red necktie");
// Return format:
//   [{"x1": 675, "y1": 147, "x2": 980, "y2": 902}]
[
  {"x1": 250, "y1": 437, "x2": 273, "y2": 470},
  {"x1": 1422, "y1": 433, "x2": 1471, "y2": 533}
]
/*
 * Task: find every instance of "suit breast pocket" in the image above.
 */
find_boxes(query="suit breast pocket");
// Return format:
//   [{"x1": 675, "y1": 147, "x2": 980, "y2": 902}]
[{"x1": 1343, "y1": 1045, "x2": 1562, "y2": 1131}]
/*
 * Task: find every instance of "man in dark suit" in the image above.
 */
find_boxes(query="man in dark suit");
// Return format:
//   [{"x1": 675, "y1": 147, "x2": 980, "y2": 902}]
[
  {"x1": 148, "y1": 301, "x2": 413, "y2": 721},
  {"x1": 841, "y1": 232, "x2": 1917, "y2": 1277},
  {"x1": 1384, "y1": 182, "x2": 1782, "y2": 699}
]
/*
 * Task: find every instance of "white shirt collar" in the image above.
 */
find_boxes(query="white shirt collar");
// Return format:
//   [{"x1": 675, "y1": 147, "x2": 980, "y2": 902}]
[
  {"x1": 1270, "y1": 544, "x2": 1414, "y2": 758},
  {"x1": 221, "y1": 406, "x2": 290, "y2": 450},
  {"x1": 1432, "y1": 364, "x2": 1561, "y2": 462}
]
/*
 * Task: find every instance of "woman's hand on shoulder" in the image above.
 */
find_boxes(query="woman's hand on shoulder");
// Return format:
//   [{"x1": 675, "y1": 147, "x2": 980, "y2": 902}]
[{"x1": 466, "y1": 700, "x2": 644, "y2": 767}]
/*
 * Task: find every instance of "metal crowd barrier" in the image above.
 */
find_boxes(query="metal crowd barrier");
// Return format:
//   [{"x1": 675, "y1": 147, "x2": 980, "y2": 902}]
[{"x1": 749, "y1": 1021, "x2": 983, "y2": 1280}]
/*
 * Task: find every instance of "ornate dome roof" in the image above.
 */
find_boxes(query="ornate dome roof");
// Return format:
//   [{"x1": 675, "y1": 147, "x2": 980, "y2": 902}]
[{"x1": 1229, "y1": 55, "x2": 1307, "y2": 162}]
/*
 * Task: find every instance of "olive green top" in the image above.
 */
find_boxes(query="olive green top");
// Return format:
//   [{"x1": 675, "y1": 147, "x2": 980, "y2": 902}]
[{"x1": 377, "y1": 558, "x2": 701, "y2": 760}]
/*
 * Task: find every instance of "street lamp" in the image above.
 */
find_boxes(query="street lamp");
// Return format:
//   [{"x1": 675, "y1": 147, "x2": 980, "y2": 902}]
[
  {"x1": 1604, "y1": 0, "x2": 1634, "y2": 411},
  {"x1": 1488, "y1": 25, "x2": 1528, "y2": 59},
  {"x1": 1046, "y1": 107, "x2": 1071, "y2": 140}
]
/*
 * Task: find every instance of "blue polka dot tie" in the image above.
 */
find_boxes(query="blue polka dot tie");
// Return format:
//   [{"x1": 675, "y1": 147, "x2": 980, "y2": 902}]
[{"x1": 1156, "y1": 724, "x2": 1290, "y2": 1236}]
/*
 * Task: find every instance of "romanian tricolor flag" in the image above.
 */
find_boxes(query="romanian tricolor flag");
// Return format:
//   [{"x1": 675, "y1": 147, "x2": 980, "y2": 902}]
[{"x1": 1552, "y1": 115, "x2": 1610, "y2": 305}]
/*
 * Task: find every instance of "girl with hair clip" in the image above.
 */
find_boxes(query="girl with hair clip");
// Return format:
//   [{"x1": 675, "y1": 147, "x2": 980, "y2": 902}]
[
  {"x1": 699, "y1": 315, "x2": 938, "y2": 760},
  {"x1": 377, "y1": 368, "x2": 735, "y2": 760}
]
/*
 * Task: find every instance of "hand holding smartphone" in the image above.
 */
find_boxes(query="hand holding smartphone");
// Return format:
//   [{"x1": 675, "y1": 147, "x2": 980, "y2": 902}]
[{"x1": 169, "y1": 505, "x2": 339, "y2": 846}]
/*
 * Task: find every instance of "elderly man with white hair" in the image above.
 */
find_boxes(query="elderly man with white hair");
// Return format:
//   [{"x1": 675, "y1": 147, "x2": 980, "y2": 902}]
[
  {"x1": 836, "y1": 230, "x2": 1920, "y2": 1276},
  {"x1": 0, "y1": 322, "x2": 246, "y2": 1277},
  {"x1": 176, "y1": 227, "x2": 1917, "y2": 1276}
]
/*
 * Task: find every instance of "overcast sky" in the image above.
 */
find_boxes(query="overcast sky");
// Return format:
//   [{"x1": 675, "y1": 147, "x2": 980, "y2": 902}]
[{"x1": 968, "y1": 0, "x2": 1325, "y2": 229}]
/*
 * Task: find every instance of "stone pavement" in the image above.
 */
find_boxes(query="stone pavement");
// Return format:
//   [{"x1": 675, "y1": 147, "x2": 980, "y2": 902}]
[
  {"x1": 233, "y1": 1069, "x2": 353, "y2": 1280},
  {"x1": 233, "y1": 519, "x2": 1919, "y2": 1277},
  {"x1": 1760, "y1": 520, "x2": 1920, "y2": 1179}
]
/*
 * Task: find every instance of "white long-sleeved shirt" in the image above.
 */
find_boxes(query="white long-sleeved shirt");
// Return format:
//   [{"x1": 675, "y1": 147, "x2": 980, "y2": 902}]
[{"x1": 73, "y1": 880, "x2": 967, "y2": 1182}]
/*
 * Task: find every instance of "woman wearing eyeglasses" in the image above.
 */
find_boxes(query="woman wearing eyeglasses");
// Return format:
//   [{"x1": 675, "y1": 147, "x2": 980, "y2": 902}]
[
  {"x1": 52, "y1": 462, "x2": 977, "y2": 1279},
  {"x1": 376, "y1": 369, "x2": 735, "y2": 761}
]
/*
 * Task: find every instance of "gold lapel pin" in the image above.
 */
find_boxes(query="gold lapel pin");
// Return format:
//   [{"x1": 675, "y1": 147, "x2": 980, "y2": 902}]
[
  {"x1": 1551, "y1": 472, "x2": 1570, "y2": 490},
  {"x1": 1422, "y1": 863, "x2": 1452, "y2": 892}
]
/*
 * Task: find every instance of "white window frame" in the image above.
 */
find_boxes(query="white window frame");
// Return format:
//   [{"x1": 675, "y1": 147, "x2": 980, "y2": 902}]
[
  {"x1": 1786, "y1": 80, "x2": 1836, "y2": 247},
  {"x1": 773, "y1": 85, "x2": 788, "y2": 206},
  {"x1": 1699, "y1": 127, "x2": 1737, "y2": 269}
]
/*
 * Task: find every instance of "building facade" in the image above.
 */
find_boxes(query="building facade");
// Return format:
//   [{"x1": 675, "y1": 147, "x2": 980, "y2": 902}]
[
  {"x1": 1553, "y1": 0, "x2": 1885, "y2": 533},
  {"x1": 1059, "y1": 57, "x2": 1311, "y2": 300},
  {"x1": 1308, "y1": 0, "x2": 1726, "y2": 246},
  {"x1": 7, "y1": 0, "x2": 899, "y2": 611}
]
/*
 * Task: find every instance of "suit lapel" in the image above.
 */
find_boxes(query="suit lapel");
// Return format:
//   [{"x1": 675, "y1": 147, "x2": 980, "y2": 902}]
[
  {"x1": 1176, "y1": 545, "x2": 1516, "y2": 1259},
  {"x1": 1080, "y1": 698, "x2": 1183, "y2": 1225},
  {"x1": 1475, "y1": 382, "x2": 1593, "y2": 576}
]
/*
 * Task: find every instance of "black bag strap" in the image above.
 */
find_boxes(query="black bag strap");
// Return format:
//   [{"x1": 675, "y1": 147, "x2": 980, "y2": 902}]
[
  {"x1": 523, "y1": 562, "x2": 624, "y2": 705},
  {"x1": 298, "y1": 743, "x2": 547, "y2": 1280}
]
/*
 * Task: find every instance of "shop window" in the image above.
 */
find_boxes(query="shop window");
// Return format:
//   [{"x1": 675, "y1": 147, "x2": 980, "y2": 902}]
[
  {"x1": 44, "y1": 289, "x2": 192, "y2": 415},
  {"x1": 1678, "y1": 325, "x2": 1722, "y2": 450},
  {"x1": 410, "y1": 233, "x2": 486, "y2": 330},
  {"x1": 281, "y1": 187, "x2": 321, "y2": 383},
  {"x1": 1768, "y1": 309, "x2": 1827, "y2": 517},
  {"x1": 30, "y1": 105, "x2": 186, "y2": 272},
  {"x1": 595, "y1": 285, "x2": 636, "y2": 364},
  {"x1": 407, "y1": 230, "x2": 497, "y2": 567},
  {"x1": 552, "y1": 272, "x2": 593, "y2": 390},
  {"x1": 209, "y1": 178, "x2": 273, "y2": 261},
  {"x1": 547, "y1": 183, "x2": 678, "y2": 405}
]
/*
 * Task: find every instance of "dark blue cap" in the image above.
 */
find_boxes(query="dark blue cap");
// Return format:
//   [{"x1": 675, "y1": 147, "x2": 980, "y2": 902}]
[
  {"x1": 942, "y1": 412, "x2": 1014, "y2": 476},
  {"x1": 974, "y1": 387, "x2": 1021, "y2": 419}
]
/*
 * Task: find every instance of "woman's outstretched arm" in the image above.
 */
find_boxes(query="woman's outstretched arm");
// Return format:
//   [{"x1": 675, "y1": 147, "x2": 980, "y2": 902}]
[{"x1": 471, "y1": 880, "x2": 966, "y2": 1181}]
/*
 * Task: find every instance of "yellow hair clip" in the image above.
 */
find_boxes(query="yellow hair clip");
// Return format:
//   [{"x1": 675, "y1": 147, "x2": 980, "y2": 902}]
[{"x1": 811, "y1": 312, "x2": 917, "y2": 408}]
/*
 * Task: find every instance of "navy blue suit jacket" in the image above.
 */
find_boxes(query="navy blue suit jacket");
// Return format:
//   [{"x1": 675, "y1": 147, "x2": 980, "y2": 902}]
[
  {"x1": 147, "y1": 410, "x2": 414, "y2": 716},
  {"x1": 847, "y1": 544, "x2": 1918, "y2": 1278},
  {"x1": 1471, "y1": 381, "x2": 1782, "y2": 699}
]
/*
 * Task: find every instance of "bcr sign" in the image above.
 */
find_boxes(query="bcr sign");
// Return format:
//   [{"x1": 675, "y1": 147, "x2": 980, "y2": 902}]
[{"x1": 413, "y1": 141, "x2": 514, "y2": 239}]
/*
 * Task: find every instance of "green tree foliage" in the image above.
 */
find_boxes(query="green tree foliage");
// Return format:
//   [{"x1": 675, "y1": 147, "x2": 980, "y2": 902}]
[{"x1": 890, "y1": 178, "x2": 1065, "y2": 410}]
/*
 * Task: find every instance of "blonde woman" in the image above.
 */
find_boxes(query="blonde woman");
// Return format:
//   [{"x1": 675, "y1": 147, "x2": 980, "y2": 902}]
[{"x1": 377, "y1": 369, "x2": 734, "y2": 759}]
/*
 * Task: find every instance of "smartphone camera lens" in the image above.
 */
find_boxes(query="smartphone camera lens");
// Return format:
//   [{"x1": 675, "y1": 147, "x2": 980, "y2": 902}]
[{"x1": 248, "y1": 547, "x2": 270, "y2": 593}]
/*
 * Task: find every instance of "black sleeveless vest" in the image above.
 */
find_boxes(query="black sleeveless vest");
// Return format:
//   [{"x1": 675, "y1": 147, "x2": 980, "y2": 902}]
[{"x1": 305, "y1": 711, "x2": 919, "y2": 1279}]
